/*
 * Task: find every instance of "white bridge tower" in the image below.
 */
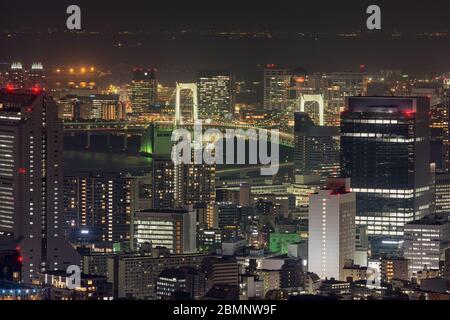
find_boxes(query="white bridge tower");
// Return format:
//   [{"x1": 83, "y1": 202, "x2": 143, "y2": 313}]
[{"x1": 175, "y1": 82, "x2": 198, "y2": 125}]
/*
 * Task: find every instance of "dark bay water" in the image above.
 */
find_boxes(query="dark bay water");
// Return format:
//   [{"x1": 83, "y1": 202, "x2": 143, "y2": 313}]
[{"x1": 63, "y1": 135, "x2": 293, "y2": 176}]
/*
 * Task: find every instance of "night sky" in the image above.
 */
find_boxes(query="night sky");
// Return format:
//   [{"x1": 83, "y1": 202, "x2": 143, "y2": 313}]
[
  {"x1": 3, "y1": 0, "x2": 450, "y2": 32},
  {"x1": 2, "y1": 0, "x2": 450, "y2": 83}
]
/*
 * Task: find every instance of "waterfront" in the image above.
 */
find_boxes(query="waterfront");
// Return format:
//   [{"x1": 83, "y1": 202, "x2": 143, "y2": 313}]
[{"x1": 63, "y1": 135, "x2": 293, "y2": 177}]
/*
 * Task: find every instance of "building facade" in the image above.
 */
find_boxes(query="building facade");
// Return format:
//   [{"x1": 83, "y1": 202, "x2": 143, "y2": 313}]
[
  {"x1": 63, "y1": 174, "x2": 133, "y2": 245},
  {"x1": 132, "y1": 208, "x2": 196, "y2": 254},
  {"x1": 263, "y1": 67, "x2": 291, "y2": 111},
  {"x1": 294, "y1": 112, "x2": 340, "y2": 181},
  {"x1": 403, "y1": 216, "x2": 450, "y2": 278},
  {"x1": 341, "y1": 96, "x2": 431, "y2": 238},
  {"x1": 0, "y1": 90, "x2": 80, "y2": 282},
  {"x1": 174, "y1": 161, "x2": 216, "y2": 208},
  {"x1": 435, "y1": 172, "x2": 450, "y2": 219},
  {"x1": 152, "y1": 156, "x2": 175, "y2": 209},
  {"x1": 308, "y1": 178, "x2": 356, "y2": 281},
  {"x1": 130, "y1": 68, "x2": 157, "y2": 113},
  {"x1": 197, "y1": 70, "x2": 233, "y2": 117}
]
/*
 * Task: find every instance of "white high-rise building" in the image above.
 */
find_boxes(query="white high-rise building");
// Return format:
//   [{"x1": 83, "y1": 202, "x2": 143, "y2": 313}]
[
  {"x1": 308, "y1": 178, "x2": 356, "y2": 280},
  {"x1": 0, "y1": 89, "x2": 80, "y2": 282},
  {"x1": 404, "y1": 216, "x2": 450, "y2": 278},
  {"x1": 132, "y1": 208, "x2": 196, "y2": 254}
]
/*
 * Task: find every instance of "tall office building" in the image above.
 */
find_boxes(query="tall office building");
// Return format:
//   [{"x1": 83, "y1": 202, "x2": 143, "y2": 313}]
[
  {"x1": 174, "y1": 161, "x2": 216, "y2": 208},
  {"x1": 197, "y1": 70, "x2": 233, "y2": 117},
  {"x1": 289, "y1": 71, "x2": 366, "y2": 126},
  {"x1": 341, "y1": 96, "x2": 431, "y2": 238},
  {"x1": 130, "y1": 68, "x2": 157, "y2": 113},
  {"x1": 63, "y1": 174, "x2": 133, "y2": 245},
  {"x1": 63, "y1": 176, "x2": 79, "y2": 236},
  {"x1": 152, "y1": 156, "x2": 175, "y2": 209},
  {"x1": 196, "y1": 202, "x2": 218, "y2": 230},
  {"x1": 0, "y1": 89, "x2": 79, "y2": 282},
  {"x1": 435, "y1": 172, "x2": 450, "y2": 219},
  {"x1": 403, "y1": 216, "x2": 450, "y2": 278},
  {"x1": 444, "y1": 247, "x2": 450, "y2": 282},
  {"x1": 430, "y1": 103, "x2": 449, "y2": 171},
  {"x1": 263, "y1": 66, "x2": 291, "y2": 110},
  {"x1": 308, "y1": 178, "x2": 356, "y2": 281},
  {"x1": 322, "y1": 71, "x2": 366, "y2": 126},
  {"x1": 7, "y1": 62, "x2": 25, "y2": 89},
  {"x1": 132, "y1": 208, "x2": 196, "y2": 254},
  {"x1": 294, "y1": 112, "x2": 340, "y2": 181},
  {"x1": 441, "y1": 86, "x2": 450, "y2": 170},
  {"x1": 28, "y1": 62, "x2": 46, "y2": 90}
]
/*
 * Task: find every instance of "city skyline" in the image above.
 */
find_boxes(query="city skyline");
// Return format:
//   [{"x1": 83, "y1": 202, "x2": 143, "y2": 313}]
[{"x1": 2, "y1": 0, "x2": 450, "y2": 308}]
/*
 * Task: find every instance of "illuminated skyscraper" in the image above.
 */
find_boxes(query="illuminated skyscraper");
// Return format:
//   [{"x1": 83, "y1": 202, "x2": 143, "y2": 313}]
[
  {"x1": 152, "y1": 156, "x2": 175, "y2": 209},
  {"x1": 130, "y1": 68, "x2": 157, "y2": 113},
  {"x1": 294, "y1": 112, "x2": 340, "y2": 181},
  {"x1": 308, "y1": 178, "x2": 356, "y2": 280},
  {"x1": 7, "y1": 62, "x2": 25, "y2": 89},
  {"x1": 321, "y1": 71, "x2": 366, "y2": 126},
  {"x1": 263, "y1": 66, "x2": 291, "y2": 110},
  {"x1": 174, "y1": 160, "x2": 216, "y2": 208},
  {"x1": 0, "y1": 89, "x2": 79, "y2": 282},
  {"x1": 435, "y1": 172, "x2": 450, "y2": 219},
  {"x1": 429, "y1": 103, "x2": 448, "y2": 171},
  {"x1": 28, "y1": 62, "x2": 46, "y2": 90},
  {"x1": 440, "y1": 86, "x2": 450, "y2": 170},
  {"x1": 341, "y1": 96, "x2": 431, "y2": 238},
  {"x1": 197, "y1": 70, "x2": 234, "y2": 117},
  {"x1": 63, "y1": 174, "x2": 133, "y2": 245}
]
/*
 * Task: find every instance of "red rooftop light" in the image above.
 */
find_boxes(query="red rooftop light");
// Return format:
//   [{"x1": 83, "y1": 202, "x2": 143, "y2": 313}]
[
  {"x1": 403, "y1": 110, "x2": 415, "y2": 117},
  {"x1": 18, "y1": 167, "x2": 27, "y2": 174},
  {"x1": 31, "y1": 86, "x2": 42, "y2": 94}
]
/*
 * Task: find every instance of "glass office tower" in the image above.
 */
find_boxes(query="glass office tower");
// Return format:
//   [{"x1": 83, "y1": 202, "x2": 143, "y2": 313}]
[{"x1": 341, "y1": 96, "x2": 431, "y2": 238}]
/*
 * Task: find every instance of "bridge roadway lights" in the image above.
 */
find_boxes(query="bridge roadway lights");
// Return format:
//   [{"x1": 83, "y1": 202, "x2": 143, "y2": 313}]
[{"x1": 64, "y1": 121, "x2": 295, "y2": 148}]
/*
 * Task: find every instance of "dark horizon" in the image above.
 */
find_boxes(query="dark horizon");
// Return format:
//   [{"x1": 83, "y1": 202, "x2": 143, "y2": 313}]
[{"x1": 3, "y1": 1, "x2": 450, "y2": 84}]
